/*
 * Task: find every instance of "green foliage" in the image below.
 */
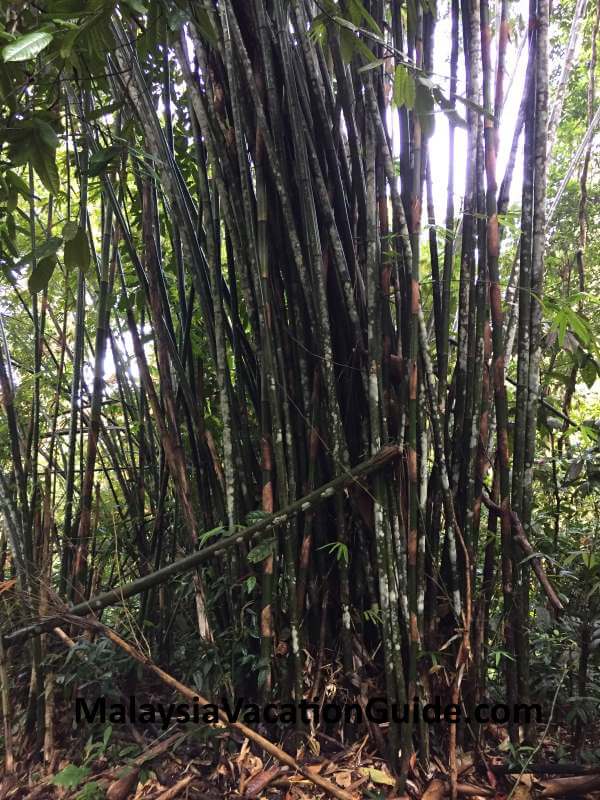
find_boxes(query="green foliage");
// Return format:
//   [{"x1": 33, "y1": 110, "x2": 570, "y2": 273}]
[
  {"x1": 88, "y1": 146, "x2": 124, "y2": 177},
  {"x1": 415, "y1": 83, "x2": 435, "y2": 138},
  {"x1": 247, "y1": 538, "x2": 276, "y2": 564},
  {"x1": 64, "y1": 227, "x2": 91, "y2": 274},
  {"x1": 76, "y1": 783, "x2": 105, "y2": 800},
  {"x1": 28, "y1": 255, "x2": 57, "y2": 293},
  {"x1": 318, "y1": 540, "x2": 350, "y2": 565},
  {"x1": 393, "y1": 65, "x2": 416, "y2": 110},
  {"x1": 0, "y1": 0, "x2": 599, "y2": 775},
  {"x1": 50, "y1": 764, "x2": 91, "y2": 789},
  {"x1": 244, "y1": 509, "x2": 271, "y2": 526},
  {"x1": 2, "y1": 115, "x2": 61, "y2": 194},
  {"x1": 2, "y1": 31, "x2": 53, "y2": 61}
]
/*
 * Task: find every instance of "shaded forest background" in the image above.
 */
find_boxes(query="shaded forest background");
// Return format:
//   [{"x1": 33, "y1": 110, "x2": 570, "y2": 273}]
[{"x1": 0, "y1": 0, "x2": 599, "y2": 797}]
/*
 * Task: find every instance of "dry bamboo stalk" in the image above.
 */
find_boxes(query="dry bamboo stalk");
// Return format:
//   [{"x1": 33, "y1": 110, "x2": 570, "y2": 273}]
[
  {"x1": 0, "y1": 631, "x2": 14, "y2": 773},
  {"x1": 154, "y1": 774, "x2": 194, "y2": 800}
]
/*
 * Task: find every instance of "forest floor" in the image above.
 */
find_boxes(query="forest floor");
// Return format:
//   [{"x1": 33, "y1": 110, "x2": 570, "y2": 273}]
[{"x1": 2, "y1": 701, "x2": 600, "y2": 800}]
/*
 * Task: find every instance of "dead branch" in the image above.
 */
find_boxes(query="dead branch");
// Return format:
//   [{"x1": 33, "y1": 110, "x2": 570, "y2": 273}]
[{"x1": 481, "y1": 490, "x2": 563, "y2": 610}]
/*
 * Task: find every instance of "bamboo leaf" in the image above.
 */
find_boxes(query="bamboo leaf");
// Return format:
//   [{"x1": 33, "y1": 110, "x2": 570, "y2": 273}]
[
  {"x1": 28, "y1": 254, "x2": 57, "y2": 293},
  {"x1": 5, "y1": 170, "x2": 30, "y2": 197},
  {"x1": 581, "y1": 358, "x2": 598, "y2": 388},
  {"x1": 62, "y1": 221, "x2": 79, "y2": 241},
  {"x1": 357, "y1": 58, "x2": 385, "y2": 73},
  {"x1": 88, "y1": 145, "x2": 123, "y2": 177},
  {"x1": 393, "y1": 64, "x2": 416, "y2": 109},
  {"x1": 18, "y1": 236, "x2": 62, "y2": 268},
  {"x1": 415, "y1": 83, "x2": 435, "y2": 138},
  {"x1": 347, "y1": 0, "x2": 383, "y2": 36},
  {"x1": 64, "y1": 227, "x2": 90, "y2": 274},
  {"x1": 29, "y1": 151, "x2": 59, "y2": 195},
  {"x1": 247, "y1": 538, "x2": 276, "y2": 564}
]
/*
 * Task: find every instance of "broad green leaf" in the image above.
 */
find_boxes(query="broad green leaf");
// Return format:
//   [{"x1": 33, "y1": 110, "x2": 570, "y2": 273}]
[
  {"x1": 245, "y1": 509, "x2": 271, "y2": 526},
  {"x1": 28, "y1": 255, "x2": 57, "y2": 293},
  {"x1": 38, "y1": 236, "x2": 63, "y2": 259},
  {"x1": 62, "y1": 221, "x2": 79, "y2": 241},
  {"x1": 581, "y1": 358, "x2": 598, "y2": 389},
  {"x1": 30, "y1": 144, "x2": 60, "y2": 195},
  {"x1": 33, "y1": 118, "x2": 59, "y2": 149},
  {"x1": 199, "y1": 526, "x2": 225, "y2": 546},
  {"x1": 347, "y1": 0, "x2": 383, "y2": 36},
  {"x1": 247, "y1": 538, "x2": 275, "y2": 564},
  {"x1": 393, "y1": 64, "x2": 416, "y2": 109},
  {"x1": 18, "y1": 236, "x2": 62, "y2": 268},
  {"x1": 5, "y1": 116, "x2": 60, "y2": 194},
  {"x1": 1, "y1": 225, "x2": 19, "y2": 258},
  {"x1": 2, "y1": 31, "x2": 53, "y2": 62},
  {"x1": 64, "y1": 227, "x2": 90, "y2": 273},
  {"x1": 59, "y1": 28, "x2": 80, "y2": 59},
  {"x1": 415, "y1": 83, "x2": 435, "y2": 138},
  {"x1": 337, "y1": 25, "x2": 375, "y2": 64},
  {"x1": 357, "y1": 58, "x2": 385, "y2": 73},
  {"x1": 5, "y1": 170, "x2": 30, "y2": 196},
  {"x1": 359, "y1": 767, "x2": 395, "y2": 786},
  {"x1": 76, "y1": 781, "x2": 104, "y2": 800},
  {"x1": 50, "y1": 764, "x2": 90, "y2": 789},
  {"x1": 123, "y1": 0, "x2": 147, "y2": 13},
  {"x1": 102, "y1": 724, "x2": 112, "y2": 747},
  {"x1": 88, "y1": 145, "x2": 122, "y2": 177},
  {"x1": 339, "y1": 25, "x2": 358, "y2": 63},
  {"x1": 308, "y1": 16, "x2": 327, "y2": 44}
]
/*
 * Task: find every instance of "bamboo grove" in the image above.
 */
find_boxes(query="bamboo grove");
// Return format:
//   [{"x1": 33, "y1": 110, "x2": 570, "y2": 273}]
[{"x1": 0, "y1": 0, "x2": 598, "y2": 784}]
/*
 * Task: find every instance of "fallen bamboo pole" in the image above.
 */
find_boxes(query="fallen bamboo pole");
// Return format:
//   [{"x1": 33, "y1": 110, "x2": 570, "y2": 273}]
[{"x1": 3, "y1": 445, "x2": 401, "y2": 649}]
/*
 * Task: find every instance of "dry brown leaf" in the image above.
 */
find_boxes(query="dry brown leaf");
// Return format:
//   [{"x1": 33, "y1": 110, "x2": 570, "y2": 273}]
[
  {"x1": 334, "y1": 770, "x2": 354, "y2": 788},
  {"x1": 348, "y1": 776, "x2": 369, "y2": 793},
  {"x1": 244, "y1": 766, "x2": 281, "y2": 798},
  {"x1": 510, "y1": 773, "x2": 534, "y2": 800},
  {"x1": 106, "y1": 767, "x2": 140, "y2": 800},
  {"x1": 421, "y1": 778, "x2": 447, "y2": 800},
  {"x1": 0, "y1": 578, "x2": 16, "y2": 594},
  {"x1": 457, "y1": 753, "x2": 475, "y2": 775},
  {"x1": 239, "y1": 756, "x2": 265, "y2": 796}
]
